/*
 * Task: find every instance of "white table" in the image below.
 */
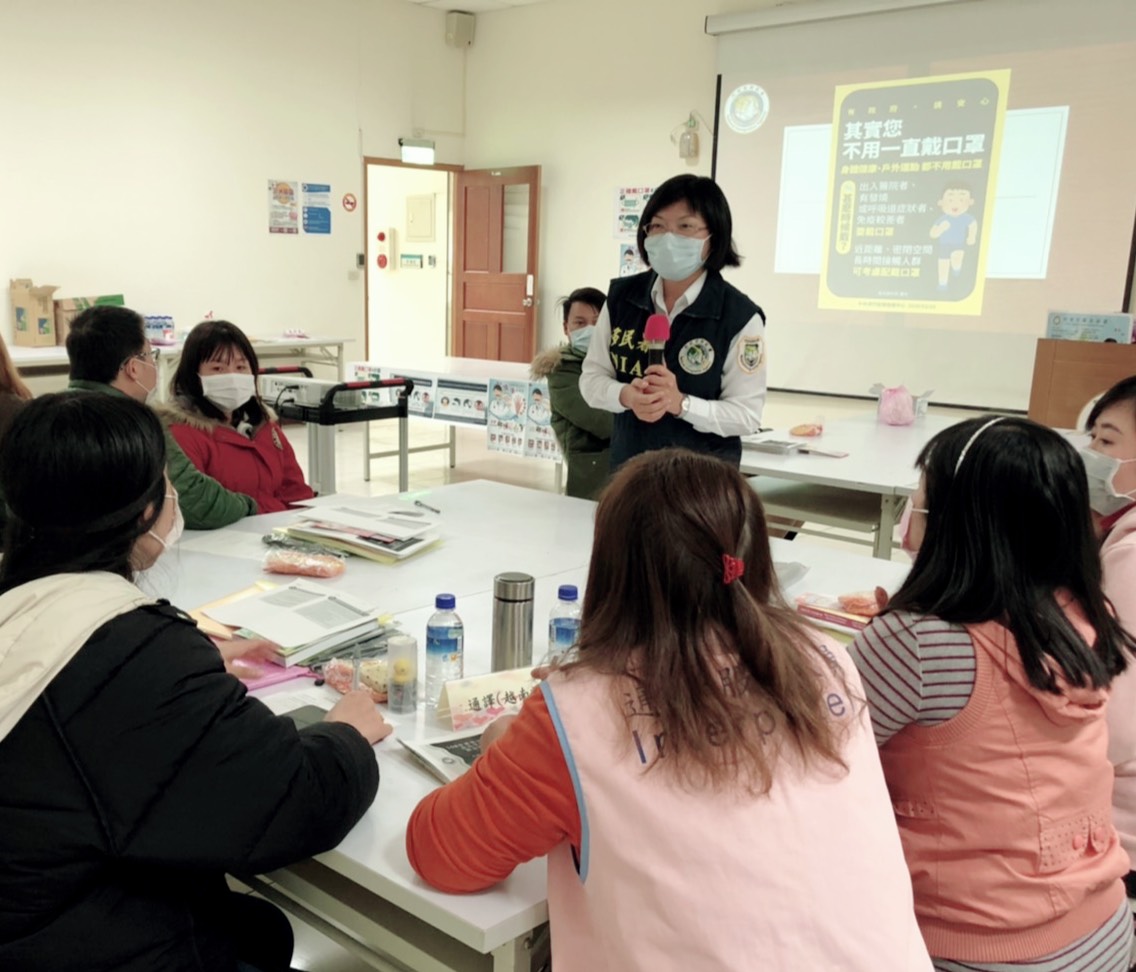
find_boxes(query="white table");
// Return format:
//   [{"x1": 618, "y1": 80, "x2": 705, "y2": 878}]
[
  {"x1": 11, "y1": 334, "x2": 351, "y2": 398},
  {"x1": 741, "y1": 414, "x2": 962, "y2": 559},
  {"x1": 158, "y1": 480, "x2": 910, "y2": 972}
]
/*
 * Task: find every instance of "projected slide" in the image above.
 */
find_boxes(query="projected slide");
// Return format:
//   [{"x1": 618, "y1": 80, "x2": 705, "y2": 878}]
[{"x1": 819, "y1": 71, "x2": 1009, "y2": 315}]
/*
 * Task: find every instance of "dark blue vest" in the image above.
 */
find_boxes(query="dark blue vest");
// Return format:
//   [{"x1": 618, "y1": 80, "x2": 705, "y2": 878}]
[{"x1": 606, "y1": 270, "x2": 763, "y2": 470}]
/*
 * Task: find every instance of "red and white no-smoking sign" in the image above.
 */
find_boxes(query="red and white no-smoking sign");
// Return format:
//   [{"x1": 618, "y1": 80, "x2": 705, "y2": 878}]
[{"x1": 342, "y1": 193, "x2": 357, "y2": 212}]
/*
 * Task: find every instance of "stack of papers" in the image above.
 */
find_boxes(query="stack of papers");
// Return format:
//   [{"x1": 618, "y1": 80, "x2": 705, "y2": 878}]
[
  {"x1": 285, "y1": 502, "x2": 441, "y2": 562},
  {"x1": 203, "y1": 579, "x2": 382, "y2": 666}
]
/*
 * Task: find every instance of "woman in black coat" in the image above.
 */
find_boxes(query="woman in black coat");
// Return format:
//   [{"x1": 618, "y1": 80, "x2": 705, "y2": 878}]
[{"x1": 0, "y1": 392, "x2": 389, "y2": 972}]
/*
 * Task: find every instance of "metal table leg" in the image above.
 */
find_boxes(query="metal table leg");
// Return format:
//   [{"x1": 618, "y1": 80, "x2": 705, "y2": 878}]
[
  {"x1": 309, "y1": 424, "x2": 337, "y2": 495},
  {"x1": 363, "y1": 422, "x2": 371, "y2": 483},
  {"x1": 398, "y1": 414, "x2": 409, "y2": 493},
  {"x1": 873, "y1": 494, "x2": 902, "y2": 560}
]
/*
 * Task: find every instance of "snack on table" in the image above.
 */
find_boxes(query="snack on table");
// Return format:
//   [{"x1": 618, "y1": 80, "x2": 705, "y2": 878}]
[
  {"x1": 789, "y1": 422, "x2": 824, "y2": 438},
  {"x1": 795, "y1": 593, "x2": 875, "y2": 633},
  {"x1": 262, "y1": 548, "x2": 346, "y2": 578},
  {"x1": 323, "y1": 657, "x2": 389, "y2": 702},
  {"x1": 837, "y1": 591, "x2": 881, "y2": 617}
]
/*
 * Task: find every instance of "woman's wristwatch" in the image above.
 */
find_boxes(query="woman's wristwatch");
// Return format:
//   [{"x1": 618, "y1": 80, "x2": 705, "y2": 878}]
[{"x1": 677, "y1": 394, "x2": 691, "y2": 419}]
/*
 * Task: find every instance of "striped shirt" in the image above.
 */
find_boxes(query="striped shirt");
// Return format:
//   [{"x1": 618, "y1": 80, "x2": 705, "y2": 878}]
[
  {"x1": 850, "y1": 610, "x2": 977, "y2": 744},
  {"x1": 850, "y1": 612, "x2": 1134, "y2": 972}
]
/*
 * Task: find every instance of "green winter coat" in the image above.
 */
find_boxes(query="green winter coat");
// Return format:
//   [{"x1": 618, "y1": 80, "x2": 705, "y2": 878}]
[
  {"x1": 67, "y1": 380, "x2": 257, "y2": 529},
  {"x1": 531, "y1": 345, "x2": 612, "y2": 500}
]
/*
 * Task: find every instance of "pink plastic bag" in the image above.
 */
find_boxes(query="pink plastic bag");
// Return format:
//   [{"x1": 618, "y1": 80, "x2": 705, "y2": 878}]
[{"x1": 877, "y1": 386, "x2": 916, "y2": 426}]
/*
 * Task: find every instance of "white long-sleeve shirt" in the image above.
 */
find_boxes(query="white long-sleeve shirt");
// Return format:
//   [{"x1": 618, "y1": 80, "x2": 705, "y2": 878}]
[{"x1": 579, "y1": 272, "x2": 767, "y2": 438}]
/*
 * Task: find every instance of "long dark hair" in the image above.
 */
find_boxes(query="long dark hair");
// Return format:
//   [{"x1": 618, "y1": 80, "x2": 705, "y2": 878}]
[
  {"x1": 568, "y1": 448, "x2": 849, "y2": 792},
  {"x1": 172, "y1": 320, "x2": 266, "y2": 426},
  {"x1": 0, "y1": 393, "x2": 168, "y2": 592},
  {"x1": 0, "y1": 331, "x2": 31, "y2": 400},
  {"x1": 888, "y1": 416, "x2": 1132, "y2": 691}
]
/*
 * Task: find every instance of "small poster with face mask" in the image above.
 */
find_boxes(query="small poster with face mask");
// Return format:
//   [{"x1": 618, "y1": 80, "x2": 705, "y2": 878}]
[
  {"x1": 523, "y1": 378, "x2": 561, "y2": 461},
  {"x1": 614, "y1": 186, "x2": 654, "y2": 240},
  {"x1": 618, "y1": 243, "x2": 648, "y2": 277},
  {"x1": 486, "y1": 378, "x2": 528, "y2": 456}
]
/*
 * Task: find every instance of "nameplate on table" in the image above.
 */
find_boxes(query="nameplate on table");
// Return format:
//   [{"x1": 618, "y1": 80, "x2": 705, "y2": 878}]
[{"x1": 436, "y1": 668, "x2": 538, "y2": 730}]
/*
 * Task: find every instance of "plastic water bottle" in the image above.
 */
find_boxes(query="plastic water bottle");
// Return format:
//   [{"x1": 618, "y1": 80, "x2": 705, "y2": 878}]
[
  {"x1": 425, "y1": 593, "x2": 464, "y2": 708},
  {"x1": 545, "y1": 585, "x2": 581, "y2": 666}
]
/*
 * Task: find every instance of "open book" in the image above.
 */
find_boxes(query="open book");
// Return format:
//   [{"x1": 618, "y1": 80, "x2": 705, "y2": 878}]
[{"x1": 201, "y1": 579, "x2": 381, "y2": 664}]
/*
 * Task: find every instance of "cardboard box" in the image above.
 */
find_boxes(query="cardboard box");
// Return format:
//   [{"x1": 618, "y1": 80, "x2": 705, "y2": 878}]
[
  {"x1": 9, "y1": 279, "x2": 60, "y2": 347},
  {"x1": 53, "y1": 294, "x2": 126, "y2": 345}
]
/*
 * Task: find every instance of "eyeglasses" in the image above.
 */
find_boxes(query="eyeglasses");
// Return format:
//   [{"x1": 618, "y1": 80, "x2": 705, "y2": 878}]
[
  {"x1": 121, "y1": 348, "x2": 159, "y2": 372},
  {"x1": 643, "y1": 218, "x2": 709, "y2": 238}
]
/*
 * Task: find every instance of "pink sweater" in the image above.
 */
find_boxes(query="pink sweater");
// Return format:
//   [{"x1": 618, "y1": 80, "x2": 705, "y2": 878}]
[
  {"x1": 409, "y1": 637, "x2": 932, "y2": 971},
  {"x1": 1101, "y1": 504, "x2": 1136, "y2": 871},
  {"x1": 879, "y1": 610, "x2": 1127, "y2": 962}
]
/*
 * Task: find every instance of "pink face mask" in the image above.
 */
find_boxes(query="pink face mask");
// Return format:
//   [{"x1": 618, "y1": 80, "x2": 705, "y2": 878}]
[{"x1": 898, "y1": 497, "x2": 929, "y2": 554}]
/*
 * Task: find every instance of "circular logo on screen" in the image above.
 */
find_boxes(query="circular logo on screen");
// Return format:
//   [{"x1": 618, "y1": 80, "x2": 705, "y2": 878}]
[
  {"x1": 724, "y1": 84, "x2": 770, "y2": 134},
  {"x1": 678, "y1": 338, "x2": 714, "y2": 375}
]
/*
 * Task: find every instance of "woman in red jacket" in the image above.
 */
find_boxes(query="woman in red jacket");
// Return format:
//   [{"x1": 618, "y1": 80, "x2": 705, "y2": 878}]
[{"x1": 164, "y1": 320, "x2": 314, "y2": 514}]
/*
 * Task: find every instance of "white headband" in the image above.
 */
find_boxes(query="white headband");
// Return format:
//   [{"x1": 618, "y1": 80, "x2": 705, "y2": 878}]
[{"x1": 954, "y1": 417, "x2": 1005, "y2": 474}]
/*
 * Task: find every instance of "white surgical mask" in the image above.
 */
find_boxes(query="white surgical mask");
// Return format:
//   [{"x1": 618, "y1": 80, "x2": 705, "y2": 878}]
[
  {"x1": 131, "y1": 360, "x2": 158, "y2": 404},
  {"x1": 897, "y1": 497, "x2": 929, "y2": 554},
  {"x1": 148, "y1": 491, "x2": 184, "y2": 552},
  {"x1": 1080, "y1": 447, "x2": 1136, "y2": 517},
  {"x1": 569, "y1": 325, "x2": 595, "y2": 354},
  {"x1": 644, "y1": 232, "x2": 708, "y2": 282},
  {"x1": 201, "y1": 373, "x2": 256, "y2": 413}
]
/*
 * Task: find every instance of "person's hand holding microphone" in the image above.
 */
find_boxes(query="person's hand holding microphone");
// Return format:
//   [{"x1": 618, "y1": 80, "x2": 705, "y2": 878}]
[{"x1": 639, "y1": 314, "x2": 686, "y2": 419}]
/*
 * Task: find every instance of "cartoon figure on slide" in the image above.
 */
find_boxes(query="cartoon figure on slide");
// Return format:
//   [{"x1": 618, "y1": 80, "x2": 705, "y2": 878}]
[{"x1": 929, "y1": 182, "x2": 978, "y2": 292}]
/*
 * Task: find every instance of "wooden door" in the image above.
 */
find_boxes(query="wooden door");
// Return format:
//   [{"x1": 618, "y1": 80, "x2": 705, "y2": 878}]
[{"x1": 452, "y1": 166, "x2": 540, "y2": 362}]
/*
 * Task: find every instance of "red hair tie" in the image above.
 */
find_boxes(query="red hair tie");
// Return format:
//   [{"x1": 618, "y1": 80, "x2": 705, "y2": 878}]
[{"x1": 722, "y1": 554, "x2": 745, "y2": 585}]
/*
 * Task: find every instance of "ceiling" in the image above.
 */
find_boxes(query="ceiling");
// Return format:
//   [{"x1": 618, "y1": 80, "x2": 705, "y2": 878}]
[{"x1": 401, "y1": 0, "x2": 552, "y2": 12}]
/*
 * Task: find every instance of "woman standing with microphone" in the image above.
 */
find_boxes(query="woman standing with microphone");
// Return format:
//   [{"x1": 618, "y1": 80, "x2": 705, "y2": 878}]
[{"x1": 580, "y1": 174, "x2": 767, "y2": 471}]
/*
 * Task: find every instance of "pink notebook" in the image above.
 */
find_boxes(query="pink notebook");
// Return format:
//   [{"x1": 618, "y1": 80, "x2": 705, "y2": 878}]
[{"x1": 229, "y1": 655, "x2": 314, "y2": 691}]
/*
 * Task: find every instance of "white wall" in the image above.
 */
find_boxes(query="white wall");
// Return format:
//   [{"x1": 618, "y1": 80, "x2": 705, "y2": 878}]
[
  {"x1": 366, "y1": 164, "x2": 450, "y2": 364},
  {"x1": 462, "y1": 0, "x2": 759, "y2": 353},
  {"x1": 0, "y1": 0, "x2": 465, "y2": 354}
]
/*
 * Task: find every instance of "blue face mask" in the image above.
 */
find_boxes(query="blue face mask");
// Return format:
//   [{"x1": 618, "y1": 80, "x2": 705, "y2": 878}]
[
  {"x1": 644, "y1": 232, "x2": 708, "y2": 282},
  {"x1": 568, "y1": 325, "x2": 594, "y2": 354}
]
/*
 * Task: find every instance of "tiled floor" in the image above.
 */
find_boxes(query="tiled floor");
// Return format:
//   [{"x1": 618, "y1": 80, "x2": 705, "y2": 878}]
[{"x1": 273, "y1": 390, "x2": 984, "y2": 970}]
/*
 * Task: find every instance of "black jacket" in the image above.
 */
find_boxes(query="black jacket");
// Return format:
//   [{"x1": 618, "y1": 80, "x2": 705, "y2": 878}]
[
  {"x1": 0, "y1": 602, "x2": 379, "y2": 971},
  {"x1": 605, "y1": 269, "x2": 763, "y2": 469}
]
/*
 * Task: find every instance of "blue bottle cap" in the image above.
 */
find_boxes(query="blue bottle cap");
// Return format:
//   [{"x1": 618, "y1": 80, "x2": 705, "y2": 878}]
[
  {"x1": 557, "y1": 585, "x2": 578, "y2": 601},
  {"x1": 435, "y1": 593, "x2": 456, "y2": 610}
]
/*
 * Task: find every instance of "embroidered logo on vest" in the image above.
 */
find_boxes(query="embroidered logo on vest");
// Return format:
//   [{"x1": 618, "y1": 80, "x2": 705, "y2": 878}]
[
  {"x1": 678, "y1": 338, "x2": 714, "y2": 375},
  {"x1": 738, "y1": 337, "x2": 764, "y2": 374},
  {"x1": 609, "y1": 325, "x2": 650, "y2": 378}
]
